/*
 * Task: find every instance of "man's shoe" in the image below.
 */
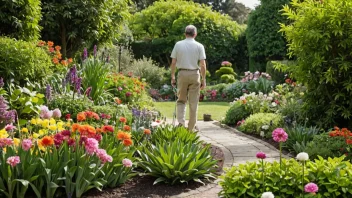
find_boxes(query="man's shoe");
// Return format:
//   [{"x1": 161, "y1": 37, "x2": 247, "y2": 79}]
[{"x1": 193, "y1": 126, "x2": 200, "y2": 133}]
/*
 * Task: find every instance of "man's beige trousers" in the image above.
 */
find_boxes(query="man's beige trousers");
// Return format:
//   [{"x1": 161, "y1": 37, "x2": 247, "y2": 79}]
[{"x1": 176, "y1": 70, "x2": 200, "y2": 130}]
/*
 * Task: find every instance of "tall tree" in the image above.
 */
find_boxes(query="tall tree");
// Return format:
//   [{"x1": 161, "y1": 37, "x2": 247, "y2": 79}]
[
  {"x1": 0, "y1": 0, "x2": 42, "y2": 41},
  {"x1": 40, "y1": 0, "x2": 130, "y2": 58},
  {"x1": 221, "y1": 0, "x2": 251, "y2": 24},
  {"x1": 246, "y1": 0, "x2": 290, "y2": 71}
]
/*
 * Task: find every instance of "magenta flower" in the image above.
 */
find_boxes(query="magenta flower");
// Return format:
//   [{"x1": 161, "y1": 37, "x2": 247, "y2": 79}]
[
  {"x1": 272, "y1": 128, "x2": 288, "y2": 142},
  {"x1": 305, "y1": 183, "x2": 318, "y2": 194},
  {"x1": 22, "y1": 139, "x2": 32, "y2": 151},
  {"x1": 0, "y1": 138, "x2": 13, "y2": 147},
  {"x1": 7, "y1": 156, "x2": 20, "y2": 167},
  {"x1": 122, "y1": 158, "x2": 133, "y2": 167},
  {"x1": 85, "y1": 138, "x2": 99, "y2": 155},
  {"x1": 256, "y1": 152, "x2": 267, "y2": 159},
  {"x1": 5, "y1": 123, "x2": 16, "y2": 131},
  {"x1": 67, "y1": 138, "x2": 75, "y2": 146},
  {"x1": 96, "y1": 149, "x2": 113, "y2": 164},
  {"x1": 126, "y1": 92, "x2": 132, "y2": 97}
]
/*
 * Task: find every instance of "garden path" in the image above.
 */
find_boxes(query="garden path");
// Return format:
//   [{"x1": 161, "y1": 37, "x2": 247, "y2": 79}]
[{"x1": 171, "y1": 121, "x2": 285, "y2": 198}]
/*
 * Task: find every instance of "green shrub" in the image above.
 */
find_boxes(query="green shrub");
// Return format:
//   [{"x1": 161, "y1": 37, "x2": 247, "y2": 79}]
[
  {"x1": 151, "y1": 125, "x2": 200, "y2": 145},
  {"x1": 48, "y1": 94, "x2": 94, "y2": 121},
  {"x1": 239, "y1": 113, "x2": 283, "y2": 137},
  {"x1": 279, "y1": 0, "x2": 352, "y2": 128},
  {"x1": 266, "y1": 60, "x2": 288, "y2": 84},
  {"x1": 245, "y1": 77, "x2": 274, "y2": 94},
  {"x1": 219, "y1": 156, "x2": 352, "y2": 197},
  {"x1": 0, "y1": 0, "x2": 42, "y2": 41},
  {"x1": 283, "y1": 125, "x2": 321, "y2": 154},
  {"x1": 224, "y1": 82, "x2": 245, "y2": 100},
  {"x1": 305, "y1": 133, "x2": 346, "y2": 160},
  {"x1": 223, "y1": 102, "x2": 250, "y2": 126},
  {"x1": 0, "y1": 37, "x2": 52, "y2": 85},
  {"x1": 137, "y1": 140, "x2": 217, "y2": 185}
]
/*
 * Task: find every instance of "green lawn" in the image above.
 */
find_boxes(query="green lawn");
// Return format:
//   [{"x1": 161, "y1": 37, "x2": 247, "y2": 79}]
[{"x1": 153, "y1": 101, "x2": 230, "y2": 121}]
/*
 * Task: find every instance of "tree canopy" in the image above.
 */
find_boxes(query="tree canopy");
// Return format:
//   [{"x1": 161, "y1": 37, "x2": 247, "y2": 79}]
[{"x1": 130, "y1": 0, "x2": 245, "y2": 72}]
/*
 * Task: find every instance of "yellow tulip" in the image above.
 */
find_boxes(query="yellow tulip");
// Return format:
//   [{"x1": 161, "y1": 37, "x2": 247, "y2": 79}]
[
  {"x1": 30, "y1": 118, "x2": 37, "y2": 125},
  {"x1": 36, "y1": 118, "x2": 43, "y2": 125},
  {"x1": 49, "y1": 118, "x2": 56, "y2": 125},
  {"x1": 39, "y1": 129, "x2": 47, "y2": 136},
  {"x1": 33, "y1": 133, "x2": 40, "y2": 139},
  {"x1": 42, "y1": 119, "x2": 49, "y2": 128},
  {"x1": 0, "y1": 129, "x2": 9, "y2": 138},
  {"x1": 13, "y1": 138, "x2": 20, "y2": 146},
  {"x1": 21, "y1": 128, "x2": 29, "y2": 133},
  {"x1": 48, "y1": 125, "x2": 57, "y2": 131}
]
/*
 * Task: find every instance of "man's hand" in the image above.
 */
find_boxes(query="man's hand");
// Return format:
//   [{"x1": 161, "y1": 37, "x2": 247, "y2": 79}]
[
  {"x1": 200, "y1": 79, "x2": 206, "y2": 90},
  {"x1": 171, "y1": 77, "x2": 176, "y2": 87}
]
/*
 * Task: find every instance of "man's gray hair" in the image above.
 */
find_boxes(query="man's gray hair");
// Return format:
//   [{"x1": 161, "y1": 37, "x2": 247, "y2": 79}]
[{"x1": 185, "y1": 25, "x2": 197, "y2": 36}]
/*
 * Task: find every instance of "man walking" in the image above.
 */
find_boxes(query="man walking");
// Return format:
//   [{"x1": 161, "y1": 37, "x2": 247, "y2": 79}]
[{"x1": 170, "y1": 25, "x2": 207, "y2": 131}]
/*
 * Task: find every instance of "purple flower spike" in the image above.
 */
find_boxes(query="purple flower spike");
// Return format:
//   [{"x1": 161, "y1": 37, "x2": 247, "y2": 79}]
[
  {"x1": 85, "y1": 87, "x2": 92, "y2": 97},
  {"x1": 75, "y1": 78, "x2": 82, "y2": 94},
  {"x1": 93, "y1": 45, "x2": 97, "y2": 58},
  {"x1": 83, "y1": 48, "x2": 88, "y2": 60},
  {"x1": 46, "y1": 84, "x2": 52, "y2": 102}
]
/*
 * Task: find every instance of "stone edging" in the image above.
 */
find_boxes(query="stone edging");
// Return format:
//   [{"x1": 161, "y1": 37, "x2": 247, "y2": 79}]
[{"x1": 213, "y1": 121, "x2": 293, "y2": 158}]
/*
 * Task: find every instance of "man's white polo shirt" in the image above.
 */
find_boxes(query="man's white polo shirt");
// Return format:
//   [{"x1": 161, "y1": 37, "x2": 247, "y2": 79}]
[{"x1": 170, "y1": 38, "x2": 206, "y2": 70}]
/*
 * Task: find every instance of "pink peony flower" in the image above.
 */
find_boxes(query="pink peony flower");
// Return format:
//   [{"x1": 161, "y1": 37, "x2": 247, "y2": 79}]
[
  {"x1": 67, "y1": 138, "x2": 75, "y2": 146},
  {"x1": 118, "y1": 87, "x2": 123, "y2": 91},
  {"x1": 126, "y1": 92, "x2": 132, "y2": 97},
  {"x1": 256, "y1": 152, "x2": 267, "y2": 159},
  {"x1": 96, "y1": 149, "x2": 113, "y2": 164},
  {"x1": 272, "y1": 128, "x2": 288, "y2": 142},
  {"x1": 305, "y1": 183, "x2": 318, "y2": 194},
  {"x1": 40, "y1": 105, "x2": 53, "y2": 119},
  {"x1": 54, "y1": 133, "x2": 64, "y2": 147},
  {"x1": 52, "y1": 108, "x2": 62, "y2": 118},
  {"x1": 22, "y1": 139, "x2": 32, "y2": 151},
  {"x1": 122, "y1": 158, "x2": 133, "y2": 167},
  {"x1": 0, "y1": 138, "x2": 13, "y2": 147},
  {"x1": 7, "y1": 156, "x2": 20, "y2": 167},
  {"x1": 5, "y1": 123, "x2": 16, "y2": 131},
  {"x1": 85, "y1": 138, "x2": 99, "y2": 155}
]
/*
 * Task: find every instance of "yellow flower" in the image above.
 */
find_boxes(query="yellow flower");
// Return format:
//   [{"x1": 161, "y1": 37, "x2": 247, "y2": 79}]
[
  {"x1": 49, "y1": 118, "x2": 56, "y2": 125},
  {"x1": 13, "y1": 138, "x2": 20, "y2": 146},
  {"x1": 21, "y1": 128, "x2": 29, "y2": 133},
  {"x1": 0, "y1": 129, "x2": 8, "y2": 138},
  {"x1": 30, "y1": 118, "x2": 37, "y2": 125},
  {"x1": 65, "y1": 122, "x2": 71, "y2": 127},
  {"x1": 42, "y1": 119, "x2": 49, "y2": 128},
  {"x1": 33, "y1": 133, "x2": 40, "y2": 139},
  {"x1": 36, "y1": 118, "x2": 43, "y2": 125},
  {"x1": 48, "y1": 125, "x2": 57, "y2": 131},
  {"x1": 3, "y1": 148, "x2": 6, "y2": 153},
  {"x1": 39, "y1": 129, "x2": 47, "y2": 136},
  {"x1": 57, "y1": 121, "x2": 64, "y2": 128}
]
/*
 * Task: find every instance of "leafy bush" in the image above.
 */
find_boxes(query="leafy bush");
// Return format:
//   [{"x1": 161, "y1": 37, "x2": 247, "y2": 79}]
[
  {"x1": 266, "y1": 60, "x2": 287, "y2": 84},
  {"x1": 283, "y1": 125, "x2": 321, "y2": 154},
  {"x1": 223, "y1": 102, "x2": 250, "y2": 126},
  {"x1": 245, "y1": 77, "x2": 274, "y2": 94},
  {"x1": 305, "y1": 133, "x2": 347, "y2": 160},
  {"x1": 239, "y1": 113, "x2": 283, "y2": 137},
  {"x1": 137, "y1": 140, "x2": 217, "y2": 185},
  {"x1": 48, "y1": 94, "x2": 94, "y2": 121},
  {"x1": 150, "y1": 125, "x2": 200, "y2": 145},
  {"x1": 279, "y1": 0, "x2": 352, "y2": 128},
  {"x1": 0, "y1": 37, "x2": 52, "y2": 85},
  {"x1": 0, "y1": 0, "x2": 42, "y2": 41},
  {"x1": 219, "y1": 156, "x2": 352, "y2": 197},
  {"x1": 123, "y1": 56, "x2": 166, "y2": 89},
  {"x1": 224, "y1": 82, "x2": 245, "y2": 100}
]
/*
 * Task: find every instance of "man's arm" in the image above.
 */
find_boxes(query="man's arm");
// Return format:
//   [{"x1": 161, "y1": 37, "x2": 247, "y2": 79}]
[
  {"x1": 171, "y1": 58, "x2": 177, "y2": 87},
  {"x1": 200, "y1": 59, "x2": 206, "y2": 90}
]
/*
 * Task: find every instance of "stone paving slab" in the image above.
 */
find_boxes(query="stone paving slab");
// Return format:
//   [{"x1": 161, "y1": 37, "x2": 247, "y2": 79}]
[{"x1": 170, "y1": 120, "x2": 287, "y2": 198}]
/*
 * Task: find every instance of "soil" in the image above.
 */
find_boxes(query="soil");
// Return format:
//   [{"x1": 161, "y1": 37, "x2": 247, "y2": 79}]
[{"x1": 84, "y1": 144, "x2": 224, "y2": 198}]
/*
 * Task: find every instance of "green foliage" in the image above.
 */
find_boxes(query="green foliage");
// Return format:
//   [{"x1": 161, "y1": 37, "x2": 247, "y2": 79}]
[
  {"x1": 150, "y1": 125, "x2": 200, "y2": 145},
  {"x1": 223, "y1": 102, "x2": 250, "y2": 126},
  {"x1": 0, "y1": 37, "x2": 52, "y2": 85},
  {"x1": 8, "y1": 85, "x2": 45, "y2": 125},
  {"x1": 224, "y1": 81, "x2": 245, "y2": 100},
  {"x1": 246, "y1": 0, "x2": 290, "y2": 70},
  {"x1": 279, "y1": 0, "x2": 352, "y2": 129},
  {"x1": 219, "y1": 156, "x2": 352, "y2": 197},
  {"x1": 0, "y1": 0, "x2": 42, "y2": 41},
  {"x1": 216, "y1": 66, "x2": 237, "y2": 84},
  {"x1": 266, "y1": 60, "x2": 288, "y2": 84},
  {"x1": 137, "y1": 140, "x2": 217, "y2": 185},
  {"x1": 130, "y1": 0, "x2": 245, "y2": 72},
  {"x1": 245, "y1": 77, "x2": 274, "y2": 94},
  {"x1": 48, "y1": 94, "x2": 94, "y2": 121},
  {"x1": 40, "y1": 0, "x2": 130, "y2": 57},
  {"x1": 305, "y1": 133, "x2": 346, "y2": 160},
  {"x1": 81, "y1": 58, "x2": 112, "y2": 104},
  {"x1": 122, "y1": 56, "x2": 166, "y2": 89},
  {"x1": 283, "y1": 125, "x2": 321, "y2": 154},
  {"x1": 239, "y1": 113, "x2": 283, "y2": 137}
]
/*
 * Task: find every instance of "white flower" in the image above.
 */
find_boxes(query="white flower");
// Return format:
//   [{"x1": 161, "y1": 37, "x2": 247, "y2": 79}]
[
  {"x1": 262, "y1": 125, "x2": 269, "y2": 130},
  {"x1": 151, "y1": 122, "x2": 161, "y2": 127},
  {"x1": 261, "y1": 192, "x2": 274, "y2": 198},
  {"x1": 296, "y1": 152, "x2": 309, "y2": 161},
  {"x1": 260, "y1": 131, "x2": 265, "y2": 137},
  {"x1": 271, "y1": 102, "x2": 277, "y2": 107}
]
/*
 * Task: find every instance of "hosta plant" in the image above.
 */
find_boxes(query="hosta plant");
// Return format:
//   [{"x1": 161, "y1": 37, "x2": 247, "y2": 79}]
[
  {"x1": 137, "y1": 140, "x2": 217, "y2": 185},
  {"x1": 150, "y1": 125, "x2": 200, "y2": 145}
]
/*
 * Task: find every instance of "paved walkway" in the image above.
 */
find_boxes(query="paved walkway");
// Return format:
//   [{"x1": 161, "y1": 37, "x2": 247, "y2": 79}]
[{"x1": 172, "y1": 121, "x2": 285, "y2": 198}]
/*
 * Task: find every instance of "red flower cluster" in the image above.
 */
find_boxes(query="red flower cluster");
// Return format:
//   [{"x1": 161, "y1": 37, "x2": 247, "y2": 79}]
[{"x1": 329, "y1": 127, "x2": 352, "y2": 145}]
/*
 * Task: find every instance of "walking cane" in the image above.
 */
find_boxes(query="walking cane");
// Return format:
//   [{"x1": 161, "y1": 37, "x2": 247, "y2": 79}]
[{"x1": 172, "y1": 85, "x2": 177, "y2": 126}]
